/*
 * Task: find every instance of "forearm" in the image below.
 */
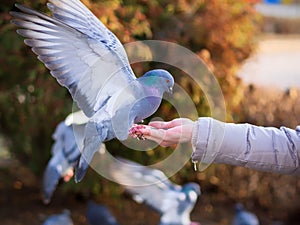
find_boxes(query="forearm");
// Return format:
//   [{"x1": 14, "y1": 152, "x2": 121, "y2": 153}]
[{"x1": 191, "y1": 117, "x2": 300, "y2": 175}]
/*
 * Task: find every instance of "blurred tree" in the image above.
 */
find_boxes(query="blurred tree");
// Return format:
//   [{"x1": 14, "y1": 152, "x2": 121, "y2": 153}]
[
  {"x1": 0, "y1": 0, "x2": 261, "y2": 195},
  {"x1": 0, "y1": 0, "x2": 70, "y2": 174}
]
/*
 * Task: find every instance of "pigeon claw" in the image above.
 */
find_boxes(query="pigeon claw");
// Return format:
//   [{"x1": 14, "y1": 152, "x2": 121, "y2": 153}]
[
  {"x1": 129, "y1": 124, "x2": 146, "y2": 140},
  {"x1": 136, "y1": 134, "x2": 146, "y2": 140}
]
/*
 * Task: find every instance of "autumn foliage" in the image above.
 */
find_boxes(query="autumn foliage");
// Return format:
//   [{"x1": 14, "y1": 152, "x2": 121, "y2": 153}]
[{"x1": 0, "y1": 0, "x2": 260, "y2": 173}]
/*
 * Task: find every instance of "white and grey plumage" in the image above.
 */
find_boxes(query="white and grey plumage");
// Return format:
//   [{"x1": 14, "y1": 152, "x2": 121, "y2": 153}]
[
  {"x1": 43, "y1": 110, "x2": 105, "y2": 204},
  {"x1": 233, "y1": 203, "x2": 260, "y2": 225},
  {"x1": 11, "y1": 0, "x2": 174, "y2": 183},
  {"x1": 42, "y1": 209, "x2": 73, "y2": 225},
  {"x1": 86, "y1": 201, "x2": 121, "y2": 225},
  {"x1": 109, "y1": 157, "x2": 201, "y2": 225},
  {"x1": 42, "y1": 110, "x2": 87, "y2": 204}
]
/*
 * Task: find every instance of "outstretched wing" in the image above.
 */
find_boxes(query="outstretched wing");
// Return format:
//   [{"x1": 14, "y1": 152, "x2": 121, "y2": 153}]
[
  {"x1": 11, "y1": 0, "x2": 136, "y2": 117},
  {"x1": 109, "y1": 157, "x2": 181, "y2": 214}
]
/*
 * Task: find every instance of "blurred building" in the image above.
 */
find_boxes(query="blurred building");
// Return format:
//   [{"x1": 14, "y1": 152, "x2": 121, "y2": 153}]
[
  {"x1": 257, "y1": 0, "x2": 300, "y2": 19},
  {"x1": 264, "y1": 0, "x2": 300, "y2": 4},
  {"x1": 238, "y1": 0, "x2": 300, "y2": 91}
]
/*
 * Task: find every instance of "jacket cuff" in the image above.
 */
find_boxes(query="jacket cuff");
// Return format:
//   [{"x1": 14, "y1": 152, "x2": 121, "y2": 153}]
[{"x1": 191, "y1": 117, "x2": 212, "y2": 162}]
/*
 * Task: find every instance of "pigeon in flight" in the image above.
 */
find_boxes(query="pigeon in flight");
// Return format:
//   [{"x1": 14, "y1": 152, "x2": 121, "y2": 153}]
[
  {"x1": 109, "y1": 157, "x2": 201, "y2": 225},
  {"x1": 11, "y1": 0, "x2": 174, "y2": 182},
  {"x1": 42, "y1": 209, "x2": 73, "y2": 225},
  {"x1": 43, "y1": 110, "x2": 105, "y2": 204},
  {"x1": 233, "y1": 203, "x2": 260, "y2": 225},
  {"x1": 86, "y1": 201, "x2": 121, "y2": 225}
]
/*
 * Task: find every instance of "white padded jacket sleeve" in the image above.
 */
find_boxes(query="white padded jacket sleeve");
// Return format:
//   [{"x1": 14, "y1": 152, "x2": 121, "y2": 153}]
[{"x1": 191, "y1": 117, "x2": 300, "y2": 175}]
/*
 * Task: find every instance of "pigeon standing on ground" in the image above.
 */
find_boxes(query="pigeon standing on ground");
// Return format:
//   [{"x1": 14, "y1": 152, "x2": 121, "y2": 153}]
[
  {"x1": 86, "y1": 201, "x2": 121, "y2": 225},
  {"x1": 233, "y1": 203, "x2": 260, "y2": 225},
  {"x1": 43, "y1": 110, "x2": 105, "y2": 204},
  {"x1": 11, "y1": 0, "x2": 174, "y2": 183},
  {"x1": 109, "y1": 157, "x2": 201, "y2": 225},
  {"x1": 42, "y1": 209, "x2": 73, "y2": 225}
]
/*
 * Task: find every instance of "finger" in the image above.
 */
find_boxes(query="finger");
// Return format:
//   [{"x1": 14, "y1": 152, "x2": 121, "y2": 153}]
[
  {"x1": 148, "y1": 121, "x2": 168, "y2": 128},
  {"x1": 149, "y1": 121, "x2": 175, "y2": 129},
  {"x1": 150, "y1": 118, "x2": 188, "y2": 128},
  {"x1": 137, "y1": 125, "x2": 152, "y2": 135},
  {"x1": 169, "y1": 118, "x2": 189, "y2": 126},
  {"x1": 142, "y1": 128, "x2": 179, "y2": 147},
  {"x1": 144, "y1": 134, "x2": 173, "y2": 147},
  {"x1": 144, "y1": 127, "x2": 166, "y2": 139}
]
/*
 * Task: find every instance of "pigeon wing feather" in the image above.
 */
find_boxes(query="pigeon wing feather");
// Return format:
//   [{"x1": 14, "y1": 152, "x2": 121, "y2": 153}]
[
  {"x1": 11, "y1": 2, "x2": 136, "y2": 117},
  {"x1": 109, "y1": 157, "x2": 181, "y2": 214}
]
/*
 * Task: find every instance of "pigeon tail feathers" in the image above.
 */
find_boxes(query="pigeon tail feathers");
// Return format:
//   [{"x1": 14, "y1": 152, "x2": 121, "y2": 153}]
[{"x1": 75, "y1": 121, "x2": 107, "y2": 182}]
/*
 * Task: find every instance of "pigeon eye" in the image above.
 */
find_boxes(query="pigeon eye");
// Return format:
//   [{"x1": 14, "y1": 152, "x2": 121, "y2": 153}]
[{"x1": 166, "y1": 79, "x2": 170, "y2": 83}]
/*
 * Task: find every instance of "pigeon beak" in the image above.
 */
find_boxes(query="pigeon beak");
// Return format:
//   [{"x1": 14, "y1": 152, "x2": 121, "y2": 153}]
[{"x1": 165, "y1": 87, "x2": 173, "y2": 98}]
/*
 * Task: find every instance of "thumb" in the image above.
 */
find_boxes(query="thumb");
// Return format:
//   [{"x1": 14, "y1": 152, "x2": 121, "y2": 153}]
[
  {"x1": 149, "y1": 118, "x2": 188, "y2": 129},
  {"x1": 148, "y1": 121, "x2": 174, "y2": 129}
]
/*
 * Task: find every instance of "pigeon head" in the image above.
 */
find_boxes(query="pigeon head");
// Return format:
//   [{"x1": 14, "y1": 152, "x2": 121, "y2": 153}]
[
  {"x1": 142, "y1": 69, "x2": 174, "y2": 94},
  {"x1": 62, "y1": 209, "x2": 71, "y2": 216},
  {"x1": 235, "y1": 203, "x2": 245, "y2": 212},
  {"x1": 182, "y1": 182, "x2": 201, "y2": 203},
  {"x1": 233, "y1": 203, "x2": 259, "y2": 225}
]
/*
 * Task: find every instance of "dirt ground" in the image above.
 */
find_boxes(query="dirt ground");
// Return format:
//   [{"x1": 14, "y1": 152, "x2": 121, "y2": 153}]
[
  {"x1": 0, "y1": 158, "x2": 223, "y2": 225},
  {"x1": 0, "y1": 158, "x2": 298, "y2": 225}
]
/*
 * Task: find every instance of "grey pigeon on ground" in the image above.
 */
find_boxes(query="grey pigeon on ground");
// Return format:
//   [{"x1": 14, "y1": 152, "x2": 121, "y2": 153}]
[
  {"x1": 43, "y1": 110, "x2": 105, "y2": 204},
  {"x1": 11, "y1": 0, "x2": 174, "y2": 183},
  {"x1": 86, "y1": 201, "x2": 121, "y2": 225},
  {"x1": 233, "y1": 203, "x2": 260, "y2": 225},
  {"x1": 42, "y1": 209, "x2": 73, "y2": 225},
  {"x1": 109, "y1": 157, "x2": 201, "y2": 225}
]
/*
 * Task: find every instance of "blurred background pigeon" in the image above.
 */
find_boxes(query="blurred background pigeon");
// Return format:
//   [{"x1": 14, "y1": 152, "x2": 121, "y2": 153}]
[
  {"x1": 42, "y1": 110, "x2": 105, "y2": 204},
  {"x1": 86, "y1": 200, "x2": 121, "y2": 225},
  {"x1": 233, "y1": 203, "x2": 260, "y2": 225},
  {"x1": 42, "y1": 209, "x2": 73, "y2": 225},
  {"x1": 11, "y1": 0, "x2": 174, "y2": 183},
  {"x1": 109, "y1": 157, "x2": 201, "y2": 225}
]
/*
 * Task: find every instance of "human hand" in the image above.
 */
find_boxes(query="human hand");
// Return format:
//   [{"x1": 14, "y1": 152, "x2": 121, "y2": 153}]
[{"x1": 129, "y1": 118, "x2": 195, "y2": 147}]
